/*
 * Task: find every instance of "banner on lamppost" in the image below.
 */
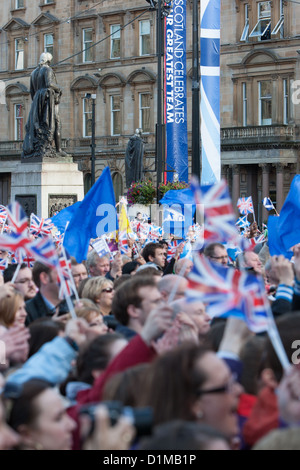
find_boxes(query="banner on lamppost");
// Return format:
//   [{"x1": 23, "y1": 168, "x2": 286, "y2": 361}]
[
  {"x1": 200, "y1": 0, "x2": 221, "y2": 185},
  {"x1": 165, "y1": 0, "x2": 188, "y2": 183}
]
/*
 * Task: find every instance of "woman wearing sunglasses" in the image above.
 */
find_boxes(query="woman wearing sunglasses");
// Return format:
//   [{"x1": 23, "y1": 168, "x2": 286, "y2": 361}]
[{"x1": 81, "y1": 277, "x2": 114, "y2": 317}]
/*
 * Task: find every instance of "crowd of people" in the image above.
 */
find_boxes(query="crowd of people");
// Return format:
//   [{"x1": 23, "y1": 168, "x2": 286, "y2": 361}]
[{"x1": 1, "y1": 213, "x2": 300, "y2": 452}]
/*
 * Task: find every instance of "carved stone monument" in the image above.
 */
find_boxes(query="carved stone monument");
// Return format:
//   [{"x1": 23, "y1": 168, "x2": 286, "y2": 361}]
[
  {"x1": 12, "y1": 52, "x2": 84, "y2": 217},
  {"x1": 125, "y1": 128, "x2": 145, "y2": 187}
]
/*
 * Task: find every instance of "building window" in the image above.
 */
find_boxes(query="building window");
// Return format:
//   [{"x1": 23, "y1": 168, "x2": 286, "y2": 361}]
[
  {"x1": 242, "y1": 83, "x2": 247, "y2": 126},
  {"x1": 139, "y1": 20, "x2": 150, "y2": 55},
  {"x1": 240, "y1": 4, "x2": 249, "y2": 42},
  {"x1": 111, "y1": 95, "x2": 121, "y2": 136},
  {"x1": 259, "y1": 81, "x2": 272, "y2": 125},
  {"x1": 139, "y1": 93, "x2": 151, "y2": 133},
  {"x1": 110, "y1": 25, "x2": 120, "y2": 59},
  {"x1": 112, "y1": 172, "x2": 123, "y2": 203},
  {"x1": 44, "y1": 34, "x2": 54, "y2": 56},
  {"x1": 283, "y1": 79, "x2": 289, "y2": 125},
  {"x1": 272, "y1": 0, "x2": 284, "y2": 37},
  {"x1": 14, "y1": 104, "x2": 23, "y2": 140},
  {"x1": 15, "y1": 0, "x2": 24, "y2": 8},
  {"x1": 83, "y1": 28, "x2": 93, "y2": 63},
  {"x1": 15, "y1": 39, "x2": 24, "y2": 70},
  {"x1": 249, "y1": 1, "x2": 271, "y2": 40},
  {"x1": 83, "y1": 98, "x2": 92, "y2": 137}
]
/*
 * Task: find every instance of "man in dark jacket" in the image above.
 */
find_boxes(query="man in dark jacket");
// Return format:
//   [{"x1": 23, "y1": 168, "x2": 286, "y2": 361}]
[{"x1": 25, "y1": 261, "x2": 69, "y2": 326}]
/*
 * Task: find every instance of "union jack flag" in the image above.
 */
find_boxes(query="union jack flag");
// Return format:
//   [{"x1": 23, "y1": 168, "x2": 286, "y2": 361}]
[
  {"x1": 190, "y1": 177, "x2": 239, "y2": 245},
  {"x1": 29, "y1": 236, "x2": 59, "y2": 268},
  {"x1": 0, "y1": 232, "x2": 33, "y2": 263},
  {"x1": 166, "y1": 240, "x2": 183, "y2": 262},
  {"x1": 6, "y1": 202, "x2": 28, "y2": 234},
  {"x1": 23, "y1": 255, "x2": 35, "y2": 268},
  {"x1": 0, "y1": 258, "x2": 8, "y2": 271},
  {"x1": 118, "y1": 231, "x2": 130, "y2": 255},
  {"x1": 0, "y1": 205, "x2": 7, "y2": 223},
  {"x1": 30, "y1": 214, "x2": 54, "y2": 237},
  {"x1": 57, "y1": 249, "x2": 76, "y2": 299},
  {"x1": 237, "y1": 197, "x2": 254, "y2": 215},
  {"x1": 186, "y1": 252, "x2": 269, "y2": 333}
]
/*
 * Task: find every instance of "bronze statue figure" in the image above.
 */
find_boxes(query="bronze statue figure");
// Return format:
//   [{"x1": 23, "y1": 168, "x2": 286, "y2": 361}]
[
  {"x1": 22, "y1": 52, "x2": 66, "y2": 160},
  {"x1": 125, "y1": 128, "x2": 145, "y2": 187}
]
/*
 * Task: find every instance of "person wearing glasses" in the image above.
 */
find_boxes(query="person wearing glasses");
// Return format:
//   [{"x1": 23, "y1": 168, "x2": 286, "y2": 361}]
[
  {"x1": 203, "y1": 243, "x2": 229, "y2": 267},
  {"x1": 81, "y1": 277, "x2": 114, "y2": 317},
  {"x1": 139, "y1": 343, "x2": 243, "y2": 448},
  {"x1": 4, "y1": 263, "x2": 37, "y2": 301}
]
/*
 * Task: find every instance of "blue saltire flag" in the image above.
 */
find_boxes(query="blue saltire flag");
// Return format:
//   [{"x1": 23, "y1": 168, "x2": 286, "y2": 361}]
[
  {"x1": 275, "y1": 175, "x2": 300, "y2": 252},
  {"x1": 49, "y1": 201, "x2": 81, "y2": 233},
  {"x1": 236, "y1": 215, "x2": 250, "y2": 229},
  {"x1": 262, "y1": 197, "x2": 275, "y2": 211},
  {"x1": 159, "y1": 188, "x2": 195, "y2": 238},
  {"x1": 63, "y1": 167, "x2": 118, "y2": 262}
]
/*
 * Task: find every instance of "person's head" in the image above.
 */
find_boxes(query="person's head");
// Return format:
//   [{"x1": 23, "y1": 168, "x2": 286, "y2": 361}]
[
  {"x1": 86, "y1": 250, "x2": 110, "y2": 277},
  {"x1": 74, "y1": 298, "x2": 108, "y2": 335},
  {"x1": 141, "y1": 344, "x2": 243, "y2": 439},
  {"x1": 0, "y1": 398, "x2": 20, "y2": 450},
  {"x1": 252, "y1": 428, "x2": 300, "y2": 451},
  {"x1": 6, "y1": 379, "x2": 76, "y2": 450},
  {"x1": 174, "y1": 257, "x2": 194, "y2": 278},
  {"x1": 138, "y1": 420, "x2": 230, "y2": 451},
  {"x1": 244, "y1": 250, "x2": 263, "y2": 274},
  {"x1": 4, "y1": 263, "x2": 37, "y2": 300},
  {"x1": 142, "y1": 243, "x2": 166, "y2": 268},
  {"x1": 70, "y1": 258, "x2": 88, "y2": 290},
  {"x1": 239, "y1": 335, "x2": 266, "y2": 396},
  {"x1": 111, "y1": 276, "x2": 164, "y2": 332},
  {"x1": 135, "y1": 266, "x2": 163, "y2": 280},
  {"x1": 81, "y1": 277, "x2": 114, "y2": 315},
  {"x1": 157, "y1": 274, "x2": 188, "y2": 302},
  {"x1": 39, "y1": 52, "x2": 53, "y2": 65},
  {"x1": 122, "y1": 261, "x2": 141, "y2": 275},
  {"x1": 32, "y1": 262, "x2": 59, "y2": 300},
  {"x1": 0, "y1": 287, "x2": 27, "y2": 328},
  {"x1": 204, "y1": 243, "x2": 229, "y2": 266},
  {"x1": 28, "y1": 317, "x2": 65, "y2": 357},
  {"x1": 258, "y1": 312, "x2": 300, "y2": 389},
  {"x1": 102, "y1": 363, "x2": 150, "y2": 407},
  {"x1": 113, "y1": 274, "x2": 131, "y2": 290},
  {"x1": 171, "y1": 298, "x2": 211, "y2": 340},
  {"x1": 74, "y1": 333, "x2": 128, "y2": 385}
]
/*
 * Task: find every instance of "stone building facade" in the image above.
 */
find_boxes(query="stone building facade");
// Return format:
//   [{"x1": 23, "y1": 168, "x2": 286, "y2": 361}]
[{"x1": 0, "y1": 0, "x2": 299, "y2": 222}]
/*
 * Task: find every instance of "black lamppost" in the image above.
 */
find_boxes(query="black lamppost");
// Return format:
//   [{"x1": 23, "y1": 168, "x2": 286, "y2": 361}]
[
  {"x1": 146, "y1": 1, "x2": 173, "y2": 201},
  {"x1": 85, "y1": 93, "x2": 96, "y2": 186}
]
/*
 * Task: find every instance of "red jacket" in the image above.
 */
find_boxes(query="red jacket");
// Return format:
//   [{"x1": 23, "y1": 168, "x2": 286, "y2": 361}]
[
  {"x1": 67, "y1": 334, "x2": 156, "y2": 450},
  {"x1": 242, "y1": 386, "x2": 279, "y2": 448}
]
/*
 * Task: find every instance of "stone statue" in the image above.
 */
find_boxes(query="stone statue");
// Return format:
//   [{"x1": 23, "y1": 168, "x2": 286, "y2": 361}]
[
  {"x1": 22, "y1": 52, "x2": 66, "y2": 160},
  {"x1": 125, "y1": 128, "x2": 145, "y2": 187}
]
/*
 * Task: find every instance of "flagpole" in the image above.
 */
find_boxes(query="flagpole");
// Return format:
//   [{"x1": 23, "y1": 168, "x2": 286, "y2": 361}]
[
  {"x1": 57, "y1": 265, "x2": 77, "y2": 319},
  {"x1": 11, "y1": 263, "x2": 21, "y2": 283}
]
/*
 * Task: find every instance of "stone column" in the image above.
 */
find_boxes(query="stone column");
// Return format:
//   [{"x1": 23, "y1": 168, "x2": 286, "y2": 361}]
[
  {"x1": 276, "y1": 163, "x2": 285, "y2": 213},
  {"x1": 231, "y1": 164, "x2": 240, "y2": 213},
  {"x1": 260, "y1": 163, "x2": 270, "y2": 220}
]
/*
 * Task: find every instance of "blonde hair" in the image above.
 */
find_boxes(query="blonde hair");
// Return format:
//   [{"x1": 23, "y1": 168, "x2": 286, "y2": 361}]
[
  {"x1": 74, "y1": 298, "x2": 101, "y2": 323},
  {"x1": 81, "y1": 276, "x2": 113, "y2": 304},
  {"x1": 0, "y1": 287, "x2": 24, "y2": 328}
]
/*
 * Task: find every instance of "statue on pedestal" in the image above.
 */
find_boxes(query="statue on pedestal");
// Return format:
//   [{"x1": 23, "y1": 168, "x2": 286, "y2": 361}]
[
  {"x1": 125, "y1": 128, "x2": 145, "y2": 187},
  {"x1": 22, "y1": 52, "x2": 67, "y2": 160}
]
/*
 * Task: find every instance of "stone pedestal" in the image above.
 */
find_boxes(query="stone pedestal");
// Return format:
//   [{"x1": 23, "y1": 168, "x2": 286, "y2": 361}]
[{"x1": 11, "y1": 159, "x2": 84, "y2": 218}]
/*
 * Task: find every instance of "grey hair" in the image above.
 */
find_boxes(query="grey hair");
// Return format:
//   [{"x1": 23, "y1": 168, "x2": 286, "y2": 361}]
[{"x1": 39, "y1": 52, "x2": 53, "y2": 65}]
